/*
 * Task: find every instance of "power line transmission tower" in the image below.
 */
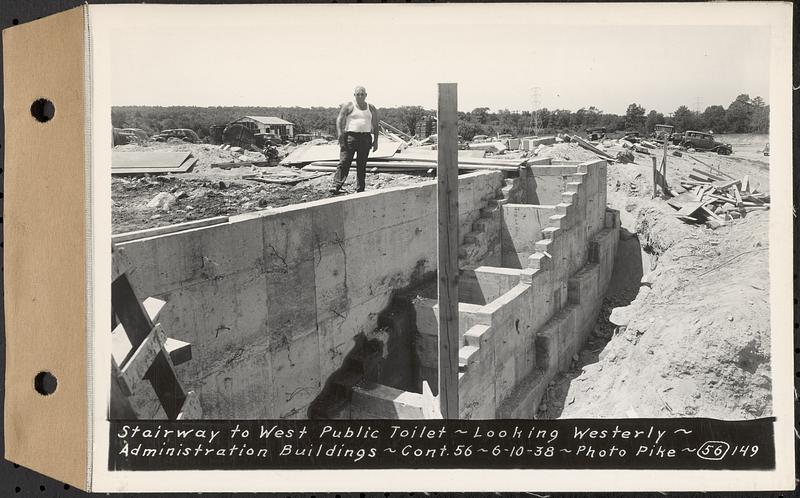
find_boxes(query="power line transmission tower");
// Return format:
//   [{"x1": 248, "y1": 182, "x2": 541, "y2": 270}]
[
  {"x1": 530, "y1": 86, "x2": 542, "y2": 136},
  {"x1": 695, "y1": 96, "x2": 703, "y2": 113}
]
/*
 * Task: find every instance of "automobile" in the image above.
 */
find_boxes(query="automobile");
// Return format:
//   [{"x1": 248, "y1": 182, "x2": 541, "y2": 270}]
[
  {"x1": 653, "y1": 124, "x2": 673, "y2": 143},
  {"x1": 120, "y1": 128, "x2": 149, "y2": 143},
  {"x1": 585, "y1": 127, "x2": 606, "y2": 141},
  {"x1": 256, "y1": 132, "x2": 283, "y2": 146},
  {"x1": 471, "y1": 134, "x2": 489, "y2": 143},
  {"x1": 680, "y1": 130, "x2": 732, "y2": 155},
  {"x1": 670, "y1": 132, "x2": 685, "y2": 145},
  {"x1": 497, "y1": 134, "x2": 513, "y2": 140},
  {"x1": 293, "y1": 133, "x2": 316, "y2": 144},
  {"x1": 151, "y1": 128, "x2": 201, "y2": 143}
]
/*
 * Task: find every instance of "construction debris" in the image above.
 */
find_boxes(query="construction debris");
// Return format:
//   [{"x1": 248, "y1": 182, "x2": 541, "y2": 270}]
[
  {"x1": 668, "y1": 168, "x2": 769, "y2": 227},
  {"x1": 279, "y1": 137, "x2": 402, "y2": 166},
  {"x1": 570, "y1": 135, "x2": 618, "y2": 162},
  {"x1": 112, "y1": 151, "x2": 198, "y2": 175},
  {"x1": 241, "y1": 171, "x2": 329, "y2": 185}
]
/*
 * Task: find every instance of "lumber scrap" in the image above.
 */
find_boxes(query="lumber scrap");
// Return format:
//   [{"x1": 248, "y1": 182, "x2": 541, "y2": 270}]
[
  {"x1": 112, "y1": 151, "x2": 197, "y2": 174},
  {"x1": 712, "y1": 179, "x2": 741, "y2": 190},
  {"x1": 570, "y1": 135, "x2": 617, "y2": 161},
  {"x1": 112, "y1": 216, "x2": 229, "y2": 243},
  {"x1": 280, "y1": 140, "x2": 401, "y2": 166},
  {"x1": 690, "y1": 168, "x2": 725, "y2": 181},
  {"x1": 303, "y1": 160, "x2": 519, "y2": 172},
  {"x1": 241, "y1": 172, "x2": 329, "y2": 185}
]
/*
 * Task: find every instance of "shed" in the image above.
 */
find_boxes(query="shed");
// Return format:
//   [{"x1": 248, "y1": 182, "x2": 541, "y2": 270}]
[{"x1": 230, "y1": 116, "x2": 295, "y2": 138}]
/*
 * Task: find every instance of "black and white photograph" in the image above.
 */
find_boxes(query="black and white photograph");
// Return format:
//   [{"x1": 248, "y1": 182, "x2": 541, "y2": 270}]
[{"x1": 94, "y1": 2, "x2": 793, "y2": 492}]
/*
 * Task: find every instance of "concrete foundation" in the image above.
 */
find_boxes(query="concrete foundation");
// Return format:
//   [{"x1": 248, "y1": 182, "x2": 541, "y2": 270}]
[{"x1": 116, "y1": 159, "x2": 618, "y2": 419}]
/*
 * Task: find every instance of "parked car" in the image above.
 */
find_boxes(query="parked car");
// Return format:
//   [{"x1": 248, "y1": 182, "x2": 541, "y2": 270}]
[
  {"x1": 680, "y1": 130, "x2": 732, "y2": 155},
  {"x1": 120, "y1": 128, "x2": 149, "y2": 143},
  {"x1": 653, "y1": 124, "x2": 673, "y2": 143},
  {"x1": 585, "y1": 127, "x2": 606, "y2": 141},
  {"x1": 256, "y1": 133, "x2": 283, "y2": 146},
  {"x1": 471, "y1": 134, "x2": 489, "y2": 143},
  {"x1": 670, "y1": 132, "x2": 685, "y2": 145},
  {"x1": 151, "y1": 128, "x2": 201, "y2": 143}
]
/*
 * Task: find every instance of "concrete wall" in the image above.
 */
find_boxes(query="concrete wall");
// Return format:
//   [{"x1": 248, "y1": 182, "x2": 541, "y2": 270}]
[
  {"x1": 117, "y1": 171, "x2": 504, "y2": 419},
  {"x1": 392, "y1": 159, "x2": 619, "y2": 419}
]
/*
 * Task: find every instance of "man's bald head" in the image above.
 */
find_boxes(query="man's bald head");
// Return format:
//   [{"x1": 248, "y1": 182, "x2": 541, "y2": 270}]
[{"x1": 353, "y1": 86, "x2": 367, "y2": 96}]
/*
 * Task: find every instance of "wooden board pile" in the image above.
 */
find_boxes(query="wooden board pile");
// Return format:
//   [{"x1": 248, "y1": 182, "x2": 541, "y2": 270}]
[{"x1": 668, "y1": 168, "x2": 770, "y2": 227}]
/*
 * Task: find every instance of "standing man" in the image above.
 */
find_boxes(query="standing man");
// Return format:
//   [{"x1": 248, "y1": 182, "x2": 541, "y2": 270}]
[{"x1": 330, "y1": 86, "x2": 379, "y2": 194}]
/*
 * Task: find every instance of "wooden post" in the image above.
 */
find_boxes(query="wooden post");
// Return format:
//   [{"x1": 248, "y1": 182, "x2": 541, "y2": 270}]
[
  {"x1": 662, "y1": 138, "x2": 668, "y2": 193},
  {"x1": 437, "y1": 83, "x2": 459, "y2": 419},
  {"x1": 651, "y1": 156, "x2": 657, "y2": 199}
]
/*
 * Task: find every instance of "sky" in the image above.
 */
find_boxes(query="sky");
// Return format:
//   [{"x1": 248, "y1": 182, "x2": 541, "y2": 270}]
[{"x1": 106, "y1": 4, "x2": 774, "y2": 115}]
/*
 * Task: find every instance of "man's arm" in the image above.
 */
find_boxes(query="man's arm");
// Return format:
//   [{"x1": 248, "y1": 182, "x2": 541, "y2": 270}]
[
  {"x1": 336, "y1": 102, "x2": 352, "y2": 144},
  {"x1": 370, "y1": 104, "x2": 379, "y2": 152}
]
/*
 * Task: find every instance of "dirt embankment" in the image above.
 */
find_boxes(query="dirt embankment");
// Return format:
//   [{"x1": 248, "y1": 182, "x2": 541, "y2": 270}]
[{"x1": 541, "y1": 137, "x2": 772, "y2": 420}]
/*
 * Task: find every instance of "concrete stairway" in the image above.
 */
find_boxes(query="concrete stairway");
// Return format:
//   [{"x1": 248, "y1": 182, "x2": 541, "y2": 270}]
[{"x1": 457, "y1": 178, "x2": 520, "y2": 269}]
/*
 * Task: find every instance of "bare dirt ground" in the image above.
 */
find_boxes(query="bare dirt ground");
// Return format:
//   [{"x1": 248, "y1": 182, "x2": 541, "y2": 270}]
[
  {"x1": 111, "y1": 142, "x2": 433, "y2": 234},
  {"x1": 539, "y1": 134, "x2": 772, "y2": 420}
]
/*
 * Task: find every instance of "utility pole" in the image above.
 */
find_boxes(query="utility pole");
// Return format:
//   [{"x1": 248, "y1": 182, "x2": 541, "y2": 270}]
[{"x1": 531, "y1": 86, "x2": 542, "y2": 136}]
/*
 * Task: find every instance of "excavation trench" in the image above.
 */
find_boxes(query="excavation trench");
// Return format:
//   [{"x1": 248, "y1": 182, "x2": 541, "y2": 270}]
[{"x1": 116, "y1": 160, "x2": 621, "y2": 420}]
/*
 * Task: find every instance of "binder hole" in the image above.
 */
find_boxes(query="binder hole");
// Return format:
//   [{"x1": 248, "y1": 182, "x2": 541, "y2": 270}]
[
  {"x1": 30, "y1": 98, "x2": 55, "y2": 123},
  {"x1": 12, "y1": 19, "x2": 19, "y2": 25},
  {"x1": 34, "y1": 371, "x2": 57, "y2": 395}
]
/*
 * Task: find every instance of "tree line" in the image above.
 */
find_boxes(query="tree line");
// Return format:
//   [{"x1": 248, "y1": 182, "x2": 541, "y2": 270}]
[{"x1": 111, "y1": 94, "x2": 768, "y2": 142}]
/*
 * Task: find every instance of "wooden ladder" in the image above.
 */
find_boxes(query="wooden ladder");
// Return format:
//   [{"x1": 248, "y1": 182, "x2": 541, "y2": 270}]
[{"x1": 110, "y1": 245, "x2": 201, "y2": 420}]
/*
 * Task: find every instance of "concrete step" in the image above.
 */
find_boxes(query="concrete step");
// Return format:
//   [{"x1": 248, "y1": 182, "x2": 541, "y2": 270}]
[
  {"x1": 541, "y1": 226, "x2": 560, "y2": 240},
  {"x1": 562, "y1": 191, "x2": 578, "y2": 204},
  {"x1": 528, "y1": 251, "x2": 551, "y2": 270},
  {"x1": 568, "y1": 172, "x2": 588, "y2": 184},
  {"x1": 566, "y1": 181, "x2": 583, "y2": 191},
  {"x1": 464, "y1": 324, "x2": 492, "y2": 348},
  {"x1": 458, "y1": 345, "x2": 480, "y2": 371},
  {"x1": 548, "y1": 214, "x2": 567, "y2": 230},
  {"x1": 555, "y1": 202, "x2": 573, "y2": 216},
  {"x1": 534, "y1": 237, "x2": 553, "y2": 253}
]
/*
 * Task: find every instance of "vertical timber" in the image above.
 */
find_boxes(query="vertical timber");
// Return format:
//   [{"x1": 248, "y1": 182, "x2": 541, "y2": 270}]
[{"x1": 437, "y1": 83, "x2": 459, "y2": 418}]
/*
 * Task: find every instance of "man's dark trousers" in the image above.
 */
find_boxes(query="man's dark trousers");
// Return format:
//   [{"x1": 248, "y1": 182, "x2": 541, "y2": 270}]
[{"x1": 333, "y1": 131, "x2": 372, "y2": 192}]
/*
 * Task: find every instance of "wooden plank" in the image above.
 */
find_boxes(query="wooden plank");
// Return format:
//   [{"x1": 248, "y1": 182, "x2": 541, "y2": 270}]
[
  {"x1": 732, "y1": 185, "x2": 743, "y2": 206},
  {"x1": 164, "y1": 338, "x2": 193, "y2": 366},
  {"x1": 675, "y1": 201, "x2": 704, "y2": 217},
  {"x1": 691, "y1": 168, "x2": 725, "y2": 181},
  {"x1": 437, "y1": 83, "x2": 459, "y2": 419},
  {"x1": 651, "y1": 157, "x2": 657, "y2": 199},
  {"x1": 741, "y1": 175, "x2": 750, "y2": 192},
  {"x1": 119, "y1": 324, "x2": 167, "y2": 394},
  {"x1": 571, "y1": 135, "x2": 617, "y2": 161},
  {"x1": 304, "y1": 160, "x2": 519, "y2": 172},
  {"x1": 112, "y1": 216, "x2": 229, "y2": 243},
  {"x1": 712, "y1": 179, "x2": 742, "y2": 190},
  {"x1": 700, "y1": 205, "x2": 724, "y2": 222},
  {"x1": 688, "y1": 173, "x2": 714, "y2": 183}
]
